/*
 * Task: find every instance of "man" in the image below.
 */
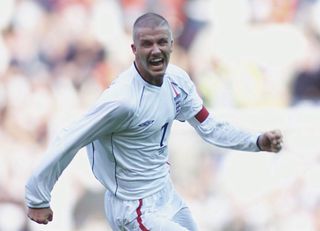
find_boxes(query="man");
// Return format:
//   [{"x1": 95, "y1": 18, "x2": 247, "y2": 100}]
[{"x1": 26, "y1": 13, "x2": 283, "y2": 230}]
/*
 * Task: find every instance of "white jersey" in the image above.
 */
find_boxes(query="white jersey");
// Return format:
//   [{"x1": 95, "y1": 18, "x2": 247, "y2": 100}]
[{"x1": 25, "y1": 63, "x2": 260, "y2": 208}]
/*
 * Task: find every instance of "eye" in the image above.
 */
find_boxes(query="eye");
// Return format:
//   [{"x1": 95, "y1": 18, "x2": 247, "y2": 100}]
[
  {"x1": 141, "y1": 41, "x2": 153, "y2": 48},
  {"x1": 158, "y1": 39, "x2": 169, "y2": 46}
]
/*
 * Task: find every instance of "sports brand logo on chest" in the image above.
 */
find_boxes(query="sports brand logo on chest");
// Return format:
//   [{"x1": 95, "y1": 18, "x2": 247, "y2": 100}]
[{"x1": 170, "y1": 82, "x2": 182, "y2": 117}]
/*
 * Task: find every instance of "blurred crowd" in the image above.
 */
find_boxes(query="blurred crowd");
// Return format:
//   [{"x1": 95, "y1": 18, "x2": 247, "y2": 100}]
[{"x1": 1, "y1": 0, "x2": 320, "y2": 230}]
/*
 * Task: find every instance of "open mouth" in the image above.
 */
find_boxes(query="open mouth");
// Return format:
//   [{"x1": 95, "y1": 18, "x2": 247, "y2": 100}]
[{"x1": 149, "y1": 57, "x2": 164, "y2": 68}]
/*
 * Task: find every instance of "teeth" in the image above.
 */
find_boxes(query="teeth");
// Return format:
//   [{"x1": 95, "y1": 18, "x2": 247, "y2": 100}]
[{"x1": 150, "y1": 58, "x2": 162, "y2": 62}]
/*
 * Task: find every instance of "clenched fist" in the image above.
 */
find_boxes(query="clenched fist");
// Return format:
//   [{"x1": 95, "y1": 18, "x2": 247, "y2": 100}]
[
  {"x1": 258, "y1": 130, "x2": 283, "y2": 153},
  {"x1": 27, "y1": 207, "x2": 53, "y2": 225}
]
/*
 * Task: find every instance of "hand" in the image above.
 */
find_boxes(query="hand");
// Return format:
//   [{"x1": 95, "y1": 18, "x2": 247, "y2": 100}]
[
  {"x1": 258, "y1": 130, "x2": 283, "y2": 153},
  {"x1": 27, "y1": 207, "x2": 53, "y2": 225}
]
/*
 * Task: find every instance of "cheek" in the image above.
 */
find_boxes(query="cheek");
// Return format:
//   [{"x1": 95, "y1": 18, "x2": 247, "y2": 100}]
[
  {"x1": 138, "y1": 50, "x2": 149, "y2": 59},
  {"x1": 165, "y1": 45, "x2": 173, "y2": 54}
]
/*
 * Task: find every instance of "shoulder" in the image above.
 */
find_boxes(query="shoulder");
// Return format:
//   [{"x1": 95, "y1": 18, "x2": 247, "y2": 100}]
[
  {"x1": 166, "y1": 64, "x2": 195, "y2": 91},
  {"x1": 166, "y1": 64, "x2": 189, "y2": 79},
  {"x1": 97, "y1": 68, "x2": 141, "y2": 113}
]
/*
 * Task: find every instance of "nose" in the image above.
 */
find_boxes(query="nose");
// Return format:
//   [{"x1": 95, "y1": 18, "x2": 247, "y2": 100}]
[{"x1": 151, "y1": 44, "x2": 161, "y2": 54}]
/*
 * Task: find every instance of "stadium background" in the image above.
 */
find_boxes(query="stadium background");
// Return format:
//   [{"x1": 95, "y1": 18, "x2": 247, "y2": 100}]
[{"x1": 1, "y1": 0, "x2": 320, "y2": 230}]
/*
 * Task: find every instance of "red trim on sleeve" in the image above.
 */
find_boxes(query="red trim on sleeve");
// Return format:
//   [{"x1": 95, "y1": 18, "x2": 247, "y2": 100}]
[{"x1": 195, "y1": 106, "x2": 209, "y2": 123}]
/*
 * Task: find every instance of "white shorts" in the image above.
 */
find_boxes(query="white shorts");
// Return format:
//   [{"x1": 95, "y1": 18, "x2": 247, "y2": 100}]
[{"x1": 104, "y1": 180, "x2": 198, "y2": 231}]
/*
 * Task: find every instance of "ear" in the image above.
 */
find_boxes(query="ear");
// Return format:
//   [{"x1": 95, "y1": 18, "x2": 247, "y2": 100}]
[
  {"x1": 169, "y1": 40, "x2": 174, "y2": 53},
  {"x1": 131, "y1": 44, "x2": 136, "y2": 54}
]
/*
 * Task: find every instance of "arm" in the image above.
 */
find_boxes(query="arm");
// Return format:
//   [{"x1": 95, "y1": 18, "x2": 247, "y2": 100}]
[
  {"x1": 171, "y1": 69, "x2": 283, "y2": 153},
  {"x1": 25, "y1": 99, "x2": 131, "y2": 224},
  {"x1": 188, "y1": 106, "x2": 283, "y2": 152}
]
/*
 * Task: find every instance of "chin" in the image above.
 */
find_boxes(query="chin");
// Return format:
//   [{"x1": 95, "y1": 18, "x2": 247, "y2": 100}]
[
  {"x1": 152, "y1": 67, "x2": 167, "y2": 76},
  {"x1": 152, "y1": 71, "x2": 165, "y2": 79}
]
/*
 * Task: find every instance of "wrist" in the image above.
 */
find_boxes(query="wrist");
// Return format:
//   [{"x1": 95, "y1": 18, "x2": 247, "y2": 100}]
[{"x1": 256, "y1": 135, "x2": 263, "y2": 151}]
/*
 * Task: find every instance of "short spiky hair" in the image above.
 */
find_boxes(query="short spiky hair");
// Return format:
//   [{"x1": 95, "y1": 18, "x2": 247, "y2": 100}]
[{"x1": 132, "y1": 13, "x2": 172, "y2": 41}]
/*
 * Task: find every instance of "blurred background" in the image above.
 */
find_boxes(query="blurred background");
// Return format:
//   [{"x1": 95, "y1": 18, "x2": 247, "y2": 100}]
[{"x1": 1, "y1": 0, "x2": 320, "y2": 230}]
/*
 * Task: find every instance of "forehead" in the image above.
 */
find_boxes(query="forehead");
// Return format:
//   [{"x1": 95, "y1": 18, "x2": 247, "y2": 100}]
[{"x1": 134, "y1": 25, "x2": 171, "y2": 41}]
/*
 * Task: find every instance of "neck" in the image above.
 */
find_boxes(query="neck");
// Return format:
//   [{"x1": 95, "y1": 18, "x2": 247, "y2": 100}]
[{"x1": 134, "y1": 62, "x2": 163, "y2": 86}]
